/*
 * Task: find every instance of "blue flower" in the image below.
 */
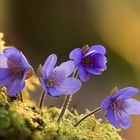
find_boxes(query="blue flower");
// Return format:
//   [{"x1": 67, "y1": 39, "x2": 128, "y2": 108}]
[
  {"x1": 41, "y1": 54, "x2": 82, "y2": 96},
  {"x1": 0, "y1": 47, "x2": 33, "y2": 95},
  {"x1": 101, "y1": 87, "x2": 140, "y2": 129},
  {"x1": 69, "y1": 45, "x2": 107, "y2": 82}
]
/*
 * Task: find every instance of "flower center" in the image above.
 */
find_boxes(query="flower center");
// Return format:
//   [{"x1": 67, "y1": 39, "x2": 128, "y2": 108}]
[
  {"x1": 82, "y1": 57, "x2": 92, "y2": 66},
  {"x1": 111, "y1": 100, "x2": 123, "y2": 111},
  {"x1": 11, "y1": 66, "x2": 23, "y2": 78},
  {"x1": 46, "y1": 77, "x2": 56, "y2": 87}
]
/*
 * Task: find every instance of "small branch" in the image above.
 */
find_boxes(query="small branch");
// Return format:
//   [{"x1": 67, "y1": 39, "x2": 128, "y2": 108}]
[
  {"x1": 19, "y1": 92, "x2": 23, "y2": 102},
  {"x1": 57, "y1": 69, "x2": 78, "y2": 123},
  {"x1": 38, "y1": 90, "x2": 46, "y2": 108},
  {"x1": 74, "y1": 107, "x2": 101, "y2": 127}
]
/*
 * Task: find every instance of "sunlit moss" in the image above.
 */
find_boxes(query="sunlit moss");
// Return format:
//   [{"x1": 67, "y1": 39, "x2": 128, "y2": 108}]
[{"x1": 0, "y1": 88, "x2": 122, "y2": 140}]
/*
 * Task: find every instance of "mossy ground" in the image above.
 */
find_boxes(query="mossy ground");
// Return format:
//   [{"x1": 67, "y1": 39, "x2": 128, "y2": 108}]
[{"x1": 0, "y1": 87, "x2": 122, "y2": 140}]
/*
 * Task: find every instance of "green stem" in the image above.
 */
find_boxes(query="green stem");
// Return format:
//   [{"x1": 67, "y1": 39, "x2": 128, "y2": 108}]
[
  {"x1": 38, "y1": 90, "x2": 46, "y2": 108},
  {"x1": 57, "y1": 69, "x2": 78, "y2": 123},
  {"x1": 19, "y1": 92, "x2": 23, "y2": 102},
  {"x1": 74, "y1": 107, "x2": 101, "y2": 127}
]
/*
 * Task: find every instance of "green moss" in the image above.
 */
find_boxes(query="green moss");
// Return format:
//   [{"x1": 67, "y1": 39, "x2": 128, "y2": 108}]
[{"x1": 0, "y1": 88, "x2": 122, "y2": 140}]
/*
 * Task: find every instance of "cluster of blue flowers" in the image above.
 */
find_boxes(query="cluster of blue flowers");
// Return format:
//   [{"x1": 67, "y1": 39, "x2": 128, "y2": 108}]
[{"x1": 0, "y1": 45, "x2": 140, "y2": 129}]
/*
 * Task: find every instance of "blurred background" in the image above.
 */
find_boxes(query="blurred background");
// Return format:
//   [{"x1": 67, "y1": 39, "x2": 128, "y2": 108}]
[{"x1": 1, "y1": 0, "x2": 140, "y2": 139}]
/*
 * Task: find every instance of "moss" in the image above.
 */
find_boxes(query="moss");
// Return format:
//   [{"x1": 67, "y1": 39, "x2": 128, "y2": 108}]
[{"x1": 0, "y1": 87, "x2": 123, "y2": 140}]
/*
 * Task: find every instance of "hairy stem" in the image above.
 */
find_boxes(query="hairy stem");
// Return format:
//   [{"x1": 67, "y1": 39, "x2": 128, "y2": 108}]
[
  {"x1": 38, "y1": 90, "x2": 46, "y2": 108},
  {"x1": 57, "y1": 95, "x2": 72, "y2": 123},
  {"x1": 57, "y1": 69, "x2": 78, "y2": 123},
  {"x1": 74, "y1": 107, "x2": 101, "y2": 127},
  {"x1": 19, "y1": 92, "x2": 23, "y2": 102}
]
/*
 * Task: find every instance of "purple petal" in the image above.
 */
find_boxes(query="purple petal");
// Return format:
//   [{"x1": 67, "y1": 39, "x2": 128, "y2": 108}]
[
  {"x1": 84, "y1": 54, "x2": 107, "y2": 75},
  {"x1": 54, "y1": 77, "x2": 82, "y2": 95},
  {"x1": 3, "y1": 47, "x2": 21, "y2": 62},
  {"x1": 78, "y1": 64, "x2": 89, "y2": 82},
  {"x1": 83, "y1": 50, "x2": 96, "y2": 58},
  {"x1": 52, "y1": 69, "x2": 66, "y2": 81},
  {"x1": 7, "y1": 74, "x2": 26, "y2": 95},
  {"x1": 106, "y1": 109, "x2": 118, "y2": 128},
  {"x1": 54, "y1": 60, "x2": 75, "y2": 78},
  {"x1": 124, "y1": 98, "x2": 140, "y2": 114},
  {"x1": 91, "y1": 53, "x2": 107, "y2": 69},
  {"x1": 0, "y1": 72, "x2": 13, "y2": 86},
  {"x1": 20, "y1": 52, "x2": 33, "y2": 79},
  {"x1": 69, "y1": 48, "x2": 82, "y2": 66},
  {"x1": 48, "y1": 88, "x2": 63, "y2": 96},
  {"x1": 112, "y1": 87, "x2": 139, "y2": 100},
  {"x1": 101, "y1": 96, "x2": 112, "y2": 112},
  {"x1": 8, "y1": 81, "x2": 25, "y2": 95},
  {"x1": 0, "y1": 54, "x2": 8, "y2": 68},
  {"x1": 0, "y1": 68, "x2": 11, "y2": 81},
  {"x1": 20, "y1": 52, "x2": 33, "y2": 71},
  {"x1": 41, "y1": 78, "x2": 48, "y2": 94},
  {"x1": 87, "y1": 45, "x2": 106, "y2": 55},
  {"x1": 43, "y1": 54, "x2": 57, "y2": 77},
  {"x1": 85, "y1": 67, "x2": 102, "y2": 75},
  {"x1": 116, "y1": 110, "x2": 131, "y2": 129}
]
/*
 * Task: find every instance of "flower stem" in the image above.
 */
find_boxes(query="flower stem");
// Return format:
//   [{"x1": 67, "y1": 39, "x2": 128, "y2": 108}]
[
  {"x1": 57, "y1": 95, "x2": 72, "y2": 123},
  {"x1": 19, "y1": 92, "x2": 23, "y2": 102},
  {"x1": 57, "y1": 69, "x2": 78, "y2": 123},
  {"x1": 74, "y1": 107, "x2": 101, "y2": 127},
  {"x1": 38, "y1": 90, "x2": 46, "y2": 108}
]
